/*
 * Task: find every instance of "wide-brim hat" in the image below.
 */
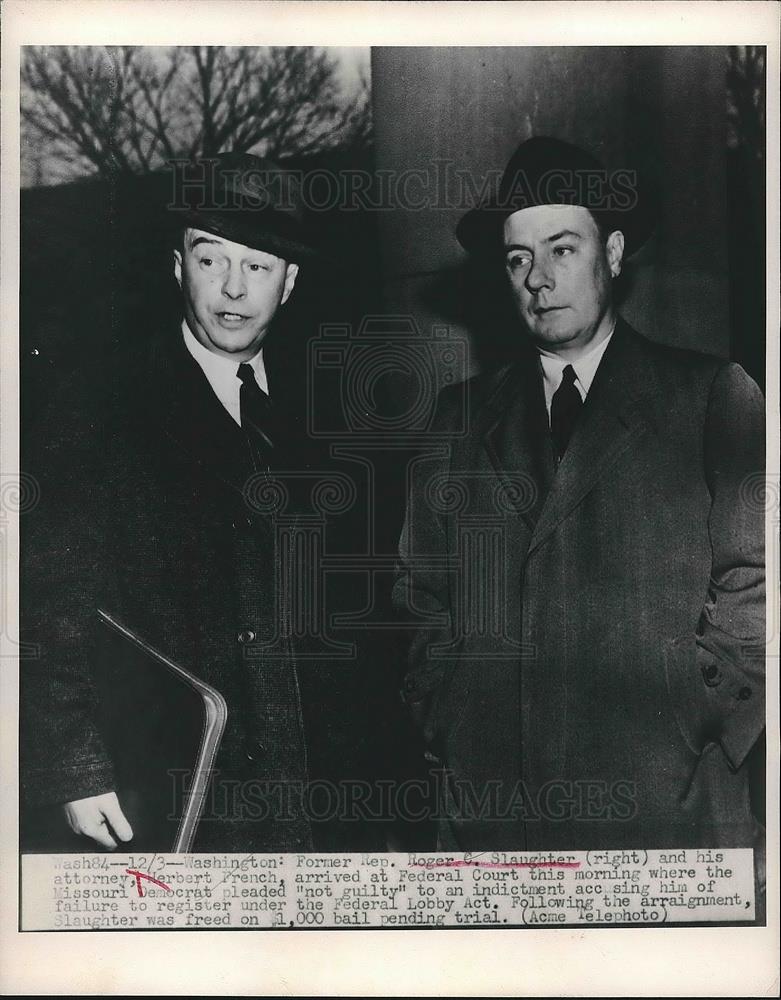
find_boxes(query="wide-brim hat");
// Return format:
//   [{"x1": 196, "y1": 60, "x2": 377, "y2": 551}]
[
  {"x1": 168, "y1": 151, "x2": 321, "y2": 264},
  {"x1": 456, "y1": 136, "x2": 654, "y2": 259}
]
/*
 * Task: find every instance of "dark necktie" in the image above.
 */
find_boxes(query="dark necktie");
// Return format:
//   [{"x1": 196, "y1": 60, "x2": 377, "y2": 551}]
[
  {"x1": 550, "y1": 364, "x2": 582, "y2": 459},
  {"x1": 237, "y1": 362, "x2": 275, "y2": 454}
]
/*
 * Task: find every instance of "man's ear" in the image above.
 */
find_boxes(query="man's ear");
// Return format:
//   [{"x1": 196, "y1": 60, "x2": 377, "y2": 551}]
[
  {"x1": 281, "y1": 262, "x2": 300, "y2": 305},
  {"x1": 606, "y1": 231, "x2": 625, "y2": 277},
  {"x1": 173, "y1": 249, "x2": 183, "y2": 289}
]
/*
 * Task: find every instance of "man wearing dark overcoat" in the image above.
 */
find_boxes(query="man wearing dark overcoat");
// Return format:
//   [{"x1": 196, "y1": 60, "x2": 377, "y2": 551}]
[
  {"x1": 394, "y1": 137, "x2": 766, "y2": 858},
  {"x1": 21, "y1": 153, "x2": 371, "y2": 853}
]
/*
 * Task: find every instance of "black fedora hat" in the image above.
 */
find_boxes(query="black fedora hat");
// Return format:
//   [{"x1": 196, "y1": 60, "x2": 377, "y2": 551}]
[
  {"x1": 169, "y1": 151, "x2": 321, "y2": 264},
  {"x1": 456, "y1": 136, "x2": 654, "y2": 259}
]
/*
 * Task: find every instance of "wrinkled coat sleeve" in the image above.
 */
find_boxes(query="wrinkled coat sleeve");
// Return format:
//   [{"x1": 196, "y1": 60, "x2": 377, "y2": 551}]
[{"x1": 665, "y1": 361, "x2": 766, "y2": 772}]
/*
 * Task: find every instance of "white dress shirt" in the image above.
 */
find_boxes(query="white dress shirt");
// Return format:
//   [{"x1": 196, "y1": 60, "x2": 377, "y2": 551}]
[
  {"x1": 537, "y1": 325, "x2": 615, "y2": 419},
  {"x1": 182, "y1": 320, "x2": 269, "y2": 426}
]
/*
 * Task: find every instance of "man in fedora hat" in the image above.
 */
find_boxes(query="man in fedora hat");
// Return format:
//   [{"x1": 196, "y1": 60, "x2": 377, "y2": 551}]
[
  {"x1": 395, "y1": 137, "x2": 765, "y2": 856},
  {"x1": 21, "y1": 152, "x2": 372, "y2": 853}
]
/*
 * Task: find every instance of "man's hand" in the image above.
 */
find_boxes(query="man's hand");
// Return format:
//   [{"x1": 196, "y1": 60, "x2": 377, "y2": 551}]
[{"x1": 62, "y1": 791, "x2": 134, "y2": 850}]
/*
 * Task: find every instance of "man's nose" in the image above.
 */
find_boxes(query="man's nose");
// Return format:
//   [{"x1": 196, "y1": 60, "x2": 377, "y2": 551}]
[
  {"x1": 525, "y1": 256, "x2": 553, "y2": 293},
  {"x1": 221, "y1": 265, "x2": 246, "y2": 300}
]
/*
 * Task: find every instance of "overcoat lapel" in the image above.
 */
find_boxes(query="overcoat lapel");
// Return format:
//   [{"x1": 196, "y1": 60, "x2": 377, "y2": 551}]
[
  {"x1": 150, "y1": 327, "x2": 256, "y2": 496},
  {"x1": 526, "y1": 319, "x2": 657, "y2": 556},
  {"x1": 481, "y1": 349, "x2": 555, "y2": 531}
]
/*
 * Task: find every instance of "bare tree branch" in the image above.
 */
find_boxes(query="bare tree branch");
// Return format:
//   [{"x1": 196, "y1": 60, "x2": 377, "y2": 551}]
[{"x1": 22, "y1": 45, "x2": 373, "y2": 184}]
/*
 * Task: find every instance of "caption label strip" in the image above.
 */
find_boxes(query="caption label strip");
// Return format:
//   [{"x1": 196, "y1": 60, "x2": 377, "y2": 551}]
[{"x1": 22, "y1": 849, "x2": 755, "y2": 930}]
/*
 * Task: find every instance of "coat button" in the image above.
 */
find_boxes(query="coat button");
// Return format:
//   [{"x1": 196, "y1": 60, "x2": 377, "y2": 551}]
[
  {"x1": 701, "y1": 663, "x2": 722, "y2": 686},
  {"x1": 737, "y1": 686, "x2": 752, "y2": 700},
  {"x1": 237, "y1": 629, "x2": 256, "y2": 644},
  {"x1": 244, "y1": 739, "x2": 265, "y2": 762}
]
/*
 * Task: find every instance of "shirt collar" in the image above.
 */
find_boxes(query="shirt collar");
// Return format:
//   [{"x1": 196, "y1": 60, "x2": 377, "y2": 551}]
[
  {"x1": 537, "y1": 321, "x2": 615, "y2": 400},
  {"x1": 181, "y1": 320, "x2": 268, "y2": 395}
]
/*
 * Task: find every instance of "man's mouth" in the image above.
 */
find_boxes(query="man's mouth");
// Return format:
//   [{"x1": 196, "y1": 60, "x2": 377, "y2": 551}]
[
  {"x1": 216, "y1": 311, "x2": 249, "y2": 324},
  {"x1": 534, "y1": 305, "x2": 565, "y2": 315}
]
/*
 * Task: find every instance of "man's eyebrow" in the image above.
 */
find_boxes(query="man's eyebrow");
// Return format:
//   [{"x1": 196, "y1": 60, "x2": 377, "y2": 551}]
[
  {"x1": 504, "y1": 230, "x2": 584, "y2": 253},
  {"x1": 190, "y1": 235, "x2": 223, "y2": 249},
  {"x1": 544, "y1": 229, "x2": 583, "y2": 243}
]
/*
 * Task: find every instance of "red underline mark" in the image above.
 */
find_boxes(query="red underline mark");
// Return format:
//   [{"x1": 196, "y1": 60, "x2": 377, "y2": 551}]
[
  {"x1": 410, "y1": 860, "x2": 581, "y2": 870},
  {"x1": 125, "y1": 869, "x2": 172, "y2": 897}
]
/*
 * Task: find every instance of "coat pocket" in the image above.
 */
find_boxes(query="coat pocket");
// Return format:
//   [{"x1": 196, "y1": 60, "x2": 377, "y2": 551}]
[{"x1": 663, "y1": 631, "x2": 764, "y2": 770}]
